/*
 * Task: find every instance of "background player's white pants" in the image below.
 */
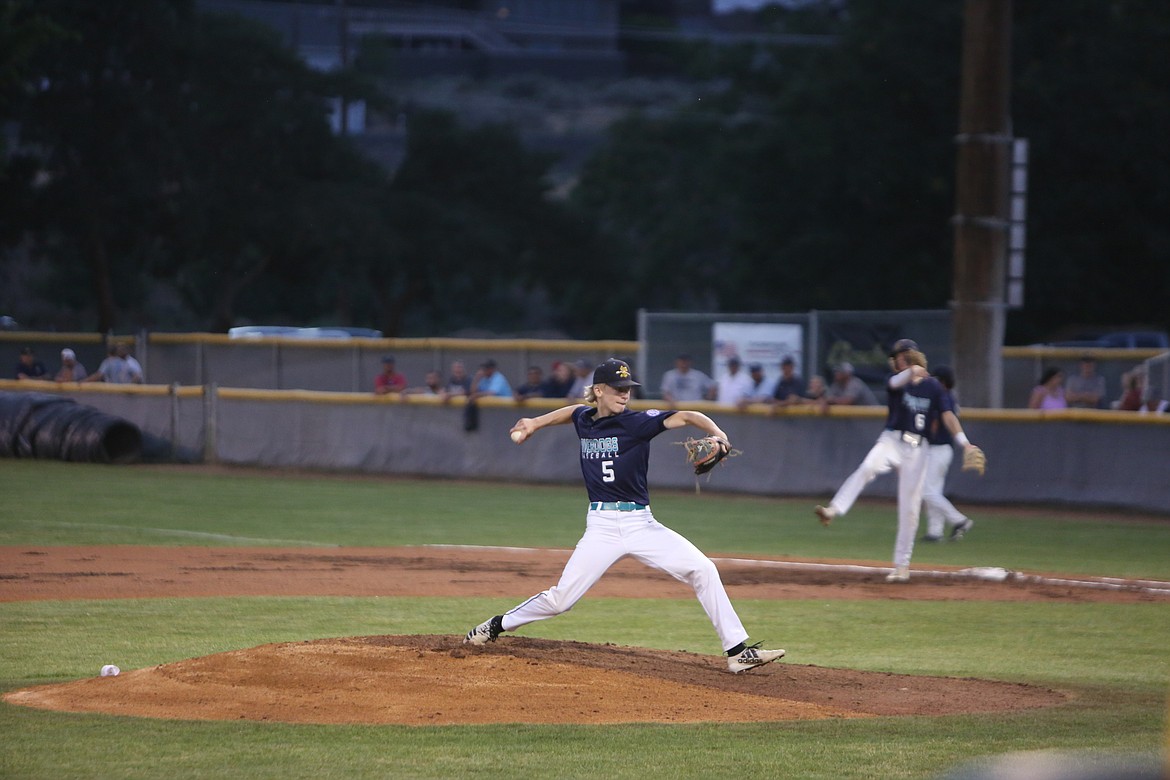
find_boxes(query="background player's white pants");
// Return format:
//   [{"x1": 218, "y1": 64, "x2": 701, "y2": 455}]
[
  {"x1": 500, "y1": 508, "x2": 750, "y2": 652},
  {"x1": 923, "y1": 444, "x2": 967, "y2": 538}
]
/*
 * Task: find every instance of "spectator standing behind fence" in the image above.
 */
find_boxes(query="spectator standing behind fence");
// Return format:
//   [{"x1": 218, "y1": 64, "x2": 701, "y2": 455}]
[
  {"x1": 1065, "y1": 355, "x2": 1106, "y2": 409},
  {"x1": 54, "y1": 348, "x2": 87, "y2": 383},
  {"x1": 374, "y1": 355, "x2": 408, "y2": 395},
  {"x1": 117, "y1": 343, "x2": 143, "y2": 382},
  {"x1": 469, "y1": 358, "x2": 512, "y2": 400},
  {"x1": 404, "y1": 370, "x2": 444, "y2": 396},
  {"x1": 443, "y1": 360, "x2": 471, "y2": 401},
  {"x1": 1117, "y1": 370, "x2": 1144, "y2": 411},
  {"x1": 770, "y1": 356, "x2": 804, "y2": 409},
  {"x1": 567, "y1": 358, "x2": 592, "y2": 401},
  {"x1": 660, "y1": 353, "x2": 715, "y2": 404},
  {"x1": 802, "y1": 374, "x2": 828, "y2": 404},
  {"x1": 823, "y1": 362, "x2": 878, "y2": 407},
  {"x1": 715, "y1": 356, "x2": 754, "y2": 407},
  {"x1": 541, "y1": 360, "x2": 575, "y2": 399},
  {"x1": 739, "y1": 362, "x2": 773, "y2": 409},
  {"x1": 514, "y1": 365, "x2": 545, "y2": 402},
  {"x1": 85, "y1": 343, "x2": 142, "y2": 384},
  {"x1": 1028, "y1": 367, "x2": 1067, "y2": 410},
  {"x1": 15, "y1": 346, "x2": 47, "y2": 380}
]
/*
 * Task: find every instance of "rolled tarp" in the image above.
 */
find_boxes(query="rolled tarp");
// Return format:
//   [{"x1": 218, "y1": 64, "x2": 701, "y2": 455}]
[{"x1": 0, "y1": 392, "x2": 143, "y2": 464}]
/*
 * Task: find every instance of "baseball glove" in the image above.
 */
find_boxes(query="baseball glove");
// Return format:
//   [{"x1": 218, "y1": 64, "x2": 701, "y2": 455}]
[
  {"x1": 961, "y1": 445, "x2": 986, "y2": 476},
  {"x1": 682, "y1": 436, "x2": 731, "y2": 475}
]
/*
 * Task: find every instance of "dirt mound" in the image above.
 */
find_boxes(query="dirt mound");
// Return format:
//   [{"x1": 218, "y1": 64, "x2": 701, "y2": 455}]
[{"x1": 4, "y1": 635, "x2": 1066, "y2": 725}]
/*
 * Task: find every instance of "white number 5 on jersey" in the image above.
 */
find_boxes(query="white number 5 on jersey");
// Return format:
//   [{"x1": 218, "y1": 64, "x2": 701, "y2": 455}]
[{"x1": 601, "y1": 460, "x2": 615, "y2": 482}]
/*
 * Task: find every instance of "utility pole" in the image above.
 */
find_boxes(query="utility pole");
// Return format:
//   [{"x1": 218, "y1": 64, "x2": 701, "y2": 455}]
[{"x1": 951, "y1": 0, "x2": 1012, "y2": 408}]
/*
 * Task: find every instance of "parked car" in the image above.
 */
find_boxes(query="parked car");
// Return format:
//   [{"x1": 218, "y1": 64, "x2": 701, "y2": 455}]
[
  {"x1": 228, "y1": 326, "x2": 301, "y2": 339},
  {"x1": 228, "y1": 326, "x2": 383, "y2": 340}
]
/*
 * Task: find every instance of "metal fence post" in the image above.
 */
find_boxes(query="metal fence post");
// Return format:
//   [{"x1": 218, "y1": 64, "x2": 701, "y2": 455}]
[{"x1": 203, "y1": 382, "x2": 218, "y2": 464}]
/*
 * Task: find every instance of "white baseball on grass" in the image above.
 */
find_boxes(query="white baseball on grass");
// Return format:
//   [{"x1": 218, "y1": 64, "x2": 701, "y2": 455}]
[
  {"x1": 510, "y1": 430, "x2": 524, "y2": 444},
  {"x1": 100, "y1": 664, "x2": 120, "y2": 677}
]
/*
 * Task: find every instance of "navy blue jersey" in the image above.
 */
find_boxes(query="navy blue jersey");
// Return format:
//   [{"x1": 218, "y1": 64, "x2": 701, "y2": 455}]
[
  {"x1": 927, "y1": 391, "x2": 959, "y2": 445},
  {"x1": 772, "y1": 375, "x2": 804, "y2": 402},
  {"x1": 890, "y1": 377, "x2": 953, "y2": 437},
  {"x1": 572, "y1": 406, "x2": 677, "y2": 504}
]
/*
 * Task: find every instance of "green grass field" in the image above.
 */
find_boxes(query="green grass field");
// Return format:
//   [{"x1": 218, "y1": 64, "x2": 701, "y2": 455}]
[{"x1": 1, "y1": 461, "x2": 1168, "y2": 779}]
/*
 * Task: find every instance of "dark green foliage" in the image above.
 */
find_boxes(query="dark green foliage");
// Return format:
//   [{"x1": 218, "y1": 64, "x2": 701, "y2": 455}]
[{"x1": 2, "y1": 0, "x2": 1168, "y2": 340}]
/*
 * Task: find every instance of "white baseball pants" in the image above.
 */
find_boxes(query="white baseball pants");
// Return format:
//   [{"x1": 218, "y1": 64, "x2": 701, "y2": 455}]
[
  {"x1": 500, "y1": 507, "x2": 749, "y2": 652},
  {"x1": 923, "y1": 444, "x2": 967, "y2": 538}
]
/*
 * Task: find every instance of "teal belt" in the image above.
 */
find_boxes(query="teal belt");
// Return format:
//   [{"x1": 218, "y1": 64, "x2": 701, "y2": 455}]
[{"x1": 589, "y1": 501, "x2": 648, "y2": 511}]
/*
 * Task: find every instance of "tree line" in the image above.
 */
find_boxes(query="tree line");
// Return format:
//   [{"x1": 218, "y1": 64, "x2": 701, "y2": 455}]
[{"x1": 1, "y1": 0, "x2": 1167, "y2": 343}]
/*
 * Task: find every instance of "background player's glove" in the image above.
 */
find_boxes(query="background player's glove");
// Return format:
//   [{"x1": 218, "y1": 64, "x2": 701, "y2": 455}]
[
  {"x1": 682, "y1": 436, "x2": 730, "y2": 475},
  {"x1": 962, "y1": 445, "x2": 986, "y2": 476}
]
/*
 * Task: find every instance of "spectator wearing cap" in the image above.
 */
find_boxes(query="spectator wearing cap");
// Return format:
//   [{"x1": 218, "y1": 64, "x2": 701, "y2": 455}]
[
  {"x1": 660, "y1": 353, "x2": 715, "y2": 405},
  {"x1": 469, "y1": 358, "x2": 512, "y2": 400},
  {"x1": 15, "y1": 346, "x2": 47, "y2": 380},
  {"x1": 740, "y1": 362, "x2": 773, "y2": 409},
  {"x1": 824, "y1": 361, "x2": 877, "y2": 406},
  {"x1": 374, "y1": 355, "x2": 408, "y2": 395},
  {"x1": 771, "y1": 355, "x2": 805, "y2": 408},
  {"x1": 54, "y1": 348, "x2": 87, "y2": 383},
  {"x1": 715, "y1": 356, "x2": 755, "y2": 407}
]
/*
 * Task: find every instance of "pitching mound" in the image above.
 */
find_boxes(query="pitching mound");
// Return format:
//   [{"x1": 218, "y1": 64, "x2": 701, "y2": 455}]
[{"x1": 4, "y1": 635, "x2": 1066, "y2": 725}]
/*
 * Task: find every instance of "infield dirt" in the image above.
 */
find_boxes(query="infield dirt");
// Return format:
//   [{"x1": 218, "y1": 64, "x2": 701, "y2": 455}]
[{"x1": 4, "y1": 544, "x2": 1156, "y2": 725}]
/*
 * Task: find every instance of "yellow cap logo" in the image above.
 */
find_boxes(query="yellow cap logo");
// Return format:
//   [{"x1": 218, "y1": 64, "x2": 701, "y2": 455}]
[{"x1": 616, "y1": 364, "x2": 630, "y2": 379}]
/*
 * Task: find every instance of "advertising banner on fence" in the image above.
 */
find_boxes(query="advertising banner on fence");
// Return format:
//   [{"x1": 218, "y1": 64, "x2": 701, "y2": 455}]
[{"x1": 712, "y1": 322, "x2": 803, "y2": 399}]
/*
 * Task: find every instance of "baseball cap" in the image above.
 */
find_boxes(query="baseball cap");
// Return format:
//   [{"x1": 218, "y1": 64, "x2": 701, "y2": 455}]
[
  {"x1": 481, "y1": 358, "x2": 498, "y2": 369},
  {"x1": 381, "y1": 355, "x2": 395, "y2": 364},
  {"x1": 836, "y1": 361, "x2": 854, "y2": 374},
  {"x1": 592, "y1": 358, "x2": 640, "y2": 388},
  {"x1": 889, "y1": 338, "x2": 919, "y2": 357},
  {"x1": 61, "y1": 348, "x2": 76, "y2": 360},
  {"x1": 20, "y1": 346, "x2": 34, "y2": 355},
  {"x1": 749, "y1": 362, "x2": 763, "y2": 372},
  {"x1": 780, "y1": 355, "x2": 795, "y2": 366},
  {"x1": 932, "y1": 365, "x2": 955, "y2": 389}
]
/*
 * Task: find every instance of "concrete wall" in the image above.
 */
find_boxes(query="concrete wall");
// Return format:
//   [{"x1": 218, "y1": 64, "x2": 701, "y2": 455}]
[{"x1": 5, "y1": 382, "x2": 1167, "y2": 515}]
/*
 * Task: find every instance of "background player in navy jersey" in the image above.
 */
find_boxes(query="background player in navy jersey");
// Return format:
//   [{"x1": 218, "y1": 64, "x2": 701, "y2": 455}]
[
  {"x1": 814, "y1": 340, "x2": 981, "y2": 582},
  {"x1": 920, "y1": 365, "x2": 974, "y2": 543},
  {"x1": 463, "y1": 358, "x2": 785, "y2": 674}
]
